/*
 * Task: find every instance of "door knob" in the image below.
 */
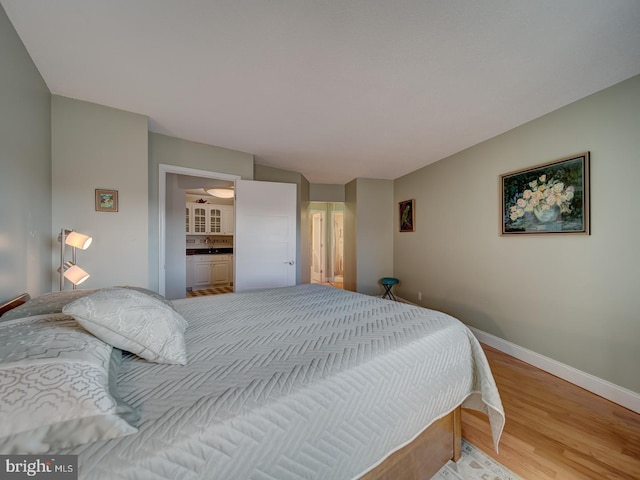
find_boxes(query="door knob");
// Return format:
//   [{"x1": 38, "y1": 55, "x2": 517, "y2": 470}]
[{"x1": 284, "y1": 261, "x2": 295, "y2": 265}]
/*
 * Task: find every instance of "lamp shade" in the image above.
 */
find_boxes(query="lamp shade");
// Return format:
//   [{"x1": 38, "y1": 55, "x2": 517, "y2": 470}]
[
  {"x1": 206, "y1": 188, "x2": 234, "y2": 199},
  {"x1": 65, "y1": 231, "x2": 92, "y2": 250},
  {"x1": 63, "y1": 263, "x2": 90, "y2": 285}
]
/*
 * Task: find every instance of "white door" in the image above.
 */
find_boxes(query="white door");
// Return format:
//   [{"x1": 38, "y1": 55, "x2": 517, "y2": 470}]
[
  {"x1": 310, "y1": 211, "x2": 325, "y2": 283},
  {"x1": 235, "y1": 180, "x2": 297, "y2": 292},
  {"x1": 185, "y1": 256, "x2": 195, "y2": 289}
]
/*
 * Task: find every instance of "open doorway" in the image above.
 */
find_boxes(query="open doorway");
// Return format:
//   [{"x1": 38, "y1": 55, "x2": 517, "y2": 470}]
[
  {"x1": 331, "y1": 210, "x2": 344, "y2": 287},
  {"x1": 159, "y1": 165, "x2": 239, "y2": 299},
  {"x1": 310, "y1": 202, "x2": 344, "y2": 289},
  {"x1": 185, "y1": 182, "x2": 235, "y2": 298},
  {"x1": 159, "y1": 165, "x2": 299, "y2": 299},
  {"x1": 310, "y1": 210, "x2": 325, "y2": 283}
]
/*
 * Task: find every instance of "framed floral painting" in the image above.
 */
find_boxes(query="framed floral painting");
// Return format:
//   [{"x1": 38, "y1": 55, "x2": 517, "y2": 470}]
[{"x1": 500, "y1": 153, "x2": 590, "y2": 235}]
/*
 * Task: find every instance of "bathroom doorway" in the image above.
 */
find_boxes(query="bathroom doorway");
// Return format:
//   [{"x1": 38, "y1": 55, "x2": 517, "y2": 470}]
[
  {"x1": 310, "y1": 202, "x2": 344, "y2": 289},
  {"x1": 331, "y1": 210, "x2": 344, "y2": 288}
]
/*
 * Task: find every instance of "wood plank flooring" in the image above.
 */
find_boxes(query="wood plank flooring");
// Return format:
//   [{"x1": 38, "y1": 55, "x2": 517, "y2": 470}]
[
  {"x1": 186, "y1": 286, "x2": 234, "y2": 297},
  {"x1": 463, "y1": 345, "x2": 640, "y2": 479}
]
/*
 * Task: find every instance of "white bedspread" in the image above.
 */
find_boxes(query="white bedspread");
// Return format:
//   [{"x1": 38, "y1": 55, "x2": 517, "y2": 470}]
[{"x1": 67, "y1": 284, "x2": 504, "y2": 479}]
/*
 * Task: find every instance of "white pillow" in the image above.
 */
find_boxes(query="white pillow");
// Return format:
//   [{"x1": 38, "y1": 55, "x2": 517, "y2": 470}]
[
  {"x1": 0, "y1": 314, "x2": 138, "y2": 454},
  {"x1": 63, "y1": 288, "x2": 188, "y2": 365}
]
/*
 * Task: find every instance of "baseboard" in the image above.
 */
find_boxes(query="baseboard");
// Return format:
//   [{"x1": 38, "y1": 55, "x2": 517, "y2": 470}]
[{"x1": 469, "y1": 326, "x2": 640, "y2": 415}]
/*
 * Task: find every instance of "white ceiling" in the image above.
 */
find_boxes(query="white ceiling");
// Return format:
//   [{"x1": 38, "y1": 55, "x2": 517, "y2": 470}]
[{"x1": 3, "y1": 1, "x2": 640, "y2": 184}]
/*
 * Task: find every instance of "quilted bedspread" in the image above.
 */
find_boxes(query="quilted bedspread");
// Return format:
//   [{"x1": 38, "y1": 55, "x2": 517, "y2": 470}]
[{"x1": 66, "y1": 284, "x2": 504, "y2": 479}]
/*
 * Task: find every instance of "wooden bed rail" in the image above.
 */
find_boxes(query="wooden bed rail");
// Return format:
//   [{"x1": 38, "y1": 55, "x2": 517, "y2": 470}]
[
  {"x1": 360, "y1": 406, "x2": 462, "y2": 480},
  {"x1": 0, "y1": 293, "x2": 30, "y2": 317}
]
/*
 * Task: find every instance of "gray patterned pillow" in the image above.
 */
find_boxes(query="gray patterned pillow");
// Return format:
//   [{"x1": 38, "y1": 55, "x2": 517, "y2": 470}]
[
  {"x1": 63, "y1": 287, "x2": 188, "y2": 365},
  {"x1": 0, "y1": 289, "x2": 97, "y2": 321},
  {"x1": 0, "y1": 314, "x2": 138, "y2": 454},
  {"x1": 0, "y1": 287, "x2": 174, "y2": 322}
]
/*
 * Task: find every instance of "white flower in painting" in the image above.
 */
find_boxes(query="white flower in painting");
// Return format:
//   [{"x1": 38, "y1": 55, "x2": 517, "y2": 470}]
[{"x1": 562, "y1": 186, "x2": 575, "y2": 203}]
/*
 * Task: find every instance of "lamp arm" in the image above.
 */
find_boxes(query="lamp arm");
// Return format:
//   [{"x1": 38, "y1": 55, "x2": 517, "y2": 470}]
[{"x1": 59, "y1": 228, "x2": 66, "y2": 291}]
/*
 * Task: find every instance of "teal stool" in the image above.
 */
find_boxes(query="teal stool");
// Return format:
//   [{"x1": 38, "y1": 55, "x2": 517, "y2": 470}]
[{"x1": 380, "y1": 277, "x2": 399, "y2": 301}]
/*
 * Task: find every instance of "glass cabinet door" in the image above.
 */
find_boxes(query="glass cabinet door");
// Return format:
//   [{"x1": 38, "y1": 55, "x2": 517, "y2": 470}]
[
  {"x1": 209, "y1": 207, "x2": 222, "y2": 233},
  {"x1": 193, "y1": 207, "x2": 207, "y2": 233}
]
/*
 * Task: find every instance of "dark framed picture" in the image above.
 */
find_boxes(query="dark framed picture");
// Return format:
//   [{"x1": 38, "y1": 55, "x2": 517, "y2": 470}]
[
  {"x1": 500, "y1": 152, "x2": 590, "y2": 235},
  {"x1": 95, "y1": 189, "x2": 118, "y2": 212},
  {"x1": 399, "y1": 199, "x2": 414, "y2": 232}
]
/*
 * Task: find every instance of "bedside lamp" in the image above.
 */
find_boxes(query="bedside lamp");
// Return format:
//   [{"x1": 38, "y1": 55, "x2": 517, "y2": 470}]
[
  {"x1": 58, "y1": 228, "x2": 93, "y2": 290},
  {"x1": 65, "y1": 231, "x2": 92, "y2": 250},
  {"x1": 60, "y1": 262, "x2": 90, "y2": 286}
]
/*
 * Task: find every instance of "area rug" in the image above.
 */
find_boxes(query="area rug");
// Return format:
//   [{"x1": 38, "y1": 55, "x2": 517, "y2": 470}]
[{"x1": 432, "y1": 440, "x2": 522, "y2": 480}]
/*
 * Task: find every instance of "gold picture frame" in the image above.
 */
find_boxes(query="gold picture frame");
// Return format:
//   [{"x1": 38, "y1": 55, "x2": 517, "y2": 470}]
[{"x1": 95, "y1": 189, "x2": 118, "y2": 212}]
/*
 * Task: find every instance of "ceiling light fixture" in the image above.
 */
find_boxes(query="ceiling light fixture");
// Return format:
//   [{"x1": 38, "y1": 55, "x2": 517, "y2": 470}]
[{"x1": 206, "y1": 188, "x2": 234, "y2": 199}]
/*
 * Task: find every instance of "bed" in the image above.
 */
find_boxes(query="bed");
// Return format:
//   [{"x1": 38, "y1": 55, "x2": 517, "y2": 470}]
[{"x1": 0, "y1": 284, "x2": 504, "y2": 479}]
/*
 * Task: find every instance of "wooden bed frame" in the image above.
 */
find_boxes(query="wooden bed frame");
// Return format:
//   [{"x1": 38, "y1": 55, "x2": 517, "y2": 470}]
[
  {"x1": 362, "y1": 406, "x2": 462, "y2": 480},
  {"x1": 0, "y1": 292, "x2": 462, "y2": 479},
  {"x1": 0, "y1": 293, "x2": 30, "y2": 317}
]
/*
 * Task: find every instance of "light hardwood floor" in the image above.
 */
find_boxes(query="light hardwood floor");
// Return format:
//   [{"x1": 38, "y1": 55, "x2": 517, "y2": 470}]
[{"x1": 462, "y1": 345, "x2": 640, "y2": 479}]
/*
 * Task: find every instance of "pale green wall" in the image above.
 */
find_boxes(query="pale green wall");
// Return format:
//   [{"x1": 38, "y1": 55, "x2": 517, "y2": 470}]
[
  {"x1": 300, "y1": 178, "x2": 310, "y2": 285},
  {"x1": 343, "y1": 178, "x2": 394, "y2": 295},
  {"x1": 148, "y1": 132, "x2": 254, "y2": 291},
  {"x1": 0, "y1": 5, "x2": 51, "y2": 300},
  {"x1": 310, "y1": 183, "x2": 345, "y2": 202},
  {"x1": 52, "y1": 96, "x2": 149, "y2": 290},
  {"x1": 254, "y1": 164, "x2": 311, "y2": 284},
  {"x1": 164, "y1": 173, "x2": 187, "y2": 300},
  {"x1": 394, "y1": 74, "x2": 640, "y2": 393},
  {"x1": 344, "y1": 180, "x2": 358, "y2": 292}
]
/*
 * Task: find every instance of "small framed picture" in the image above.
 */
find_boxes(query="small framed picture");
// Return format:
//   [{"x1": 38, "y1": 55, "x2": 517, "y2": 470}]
[
  {"x1": 399, "y1": 199, "x2": 414, "y2": 232},
  {"x1": 95, "y1": 189, "x2": 118, "y2": 212}
]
